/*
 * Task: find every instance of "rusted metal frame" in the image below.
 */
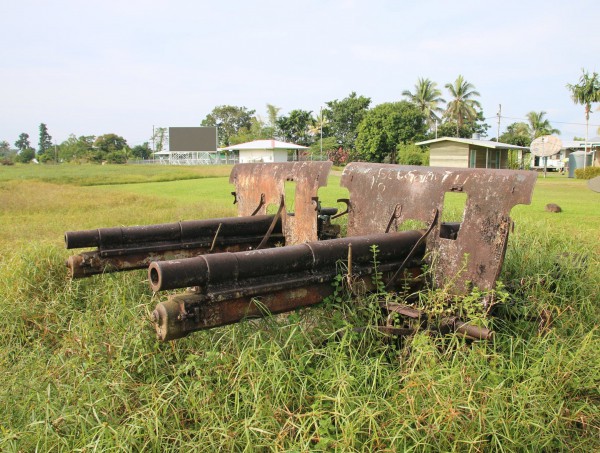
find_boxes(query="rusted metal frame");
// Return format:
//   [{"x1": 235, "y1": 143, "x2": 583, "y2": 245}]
[
  {"x1": 152, "y1": 262, "x2": 425, "y2": 341},
  {"x1": 384, "y1": 208, "x2": 439, "y2": 291},
  {"x1": 379, "y1": 302, "x2": 493, "y2": 340},
  {"x1": 341, "y1": 163, "x2": 537, "y2": 295},
  {"x1": 66, "y1": 235, "x2": 285, "y2": 278},
  {"x1": 229, "y1": 161, "x2": 332, "y2": 245}
]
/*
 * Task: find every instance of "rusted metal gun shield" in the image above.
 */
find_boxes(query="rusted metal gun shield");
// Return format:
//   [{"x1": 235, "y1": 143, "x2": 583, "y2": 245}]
[
  {"x1": 341, "y1": 163, "x2": 537, "y2": 293},
  {"x1": 229, "y1": 161, "x2": 332, "y2": 244}
]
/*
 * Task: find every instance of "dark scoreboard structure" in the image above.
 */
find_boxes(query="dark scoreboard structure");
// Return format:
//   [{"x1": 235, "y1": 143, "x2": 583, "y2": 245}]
[{"x1": 169, "y1": 127, "x2": 218, "y2": 152}]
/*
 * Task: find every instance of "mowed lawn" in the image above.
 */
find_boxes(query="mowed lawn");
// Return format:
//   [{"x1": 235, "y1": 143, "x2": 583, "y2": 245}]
[{"x1": 0, "y1": 163, "x2": 598, "y2": 451}]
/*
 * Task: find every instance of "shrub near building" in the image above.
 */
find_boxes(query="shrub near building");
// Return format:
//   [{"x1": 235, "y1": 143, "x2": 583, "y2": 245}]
[{"x1": 575, "y1": 166, "x2": 600, "y2": 179}]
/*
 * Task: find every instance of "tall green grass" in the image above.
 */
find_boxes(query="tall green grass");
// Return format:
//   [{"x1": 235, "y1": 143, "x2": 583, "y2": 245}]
[{"x1": 0, "y1": 165, "x2": 598, "y2": 451}]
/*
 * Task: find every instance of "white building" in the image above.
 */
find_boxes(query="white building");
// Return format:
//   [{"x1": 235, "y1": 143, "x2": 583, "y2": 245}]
[{"x1": 222, "y1": 139, "x2": 308, "y2": 163}]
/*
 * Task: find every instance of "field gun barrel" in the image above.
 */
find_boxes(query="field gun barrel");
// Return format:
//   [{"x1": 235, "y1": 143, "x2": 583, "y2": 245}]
[
  {"x1": 65, "y1": 215, "x2": 280, "y2": 250},
  {"x1": 64, "y1": 161, "x2": 335, "y2": 279},
  {"x1": 149, "y1": 230, "x2": 424, "y2": 292},
  {"x1": 150, "y1": 230, "x2": 427, "y2": 341},
  {"x1": 65, "y1": 215, "x2": 283, "y2": 278}
]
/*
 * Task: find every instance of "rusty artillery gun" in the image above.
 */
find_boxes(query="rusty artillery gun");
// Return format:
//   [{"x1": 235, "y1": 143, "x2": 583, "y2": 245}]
[
  {"x1": 145, "y1": 163, "x2": 536, "y2": 342},
  {"x1": 65, "y1": 162, "x2": 339, "y2": 278}
]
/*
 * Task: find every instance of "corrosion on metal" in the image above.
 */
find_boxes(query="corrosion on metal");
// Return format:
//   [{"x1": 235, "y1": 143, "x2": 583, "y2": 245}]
[
  {"x1": 65, "y1": 161, "x2": 333, "y2": 278},
  {"x1": 230, "y1": 161, "x2": 332, "y2": 244},
  {"x1": 65, "y1": 215, "x2": 284, "y2": 278},
  {"x1": 150, "y1": 230, "x2": 426, "y2": 340},
  {"x1": 379, "y1": 302, "x2": 493, "y2": 341},
  {"x1": 341, "y1": 163, "x2": 537, "y2": 294}
]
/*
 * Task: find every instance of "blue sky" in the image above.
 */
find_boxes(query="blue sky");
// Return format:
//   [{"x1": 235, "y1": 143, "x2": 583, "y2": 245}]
[{"x1": 2, "y1": 0, "x2": 599, "y2": 147}]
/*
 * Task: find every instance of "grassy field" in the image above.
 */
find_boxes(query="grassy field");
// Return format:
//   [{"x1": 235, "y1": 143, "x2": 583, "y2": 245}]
[{"x1": 0, "y1": 163, "x2": 598, "y2": 451}]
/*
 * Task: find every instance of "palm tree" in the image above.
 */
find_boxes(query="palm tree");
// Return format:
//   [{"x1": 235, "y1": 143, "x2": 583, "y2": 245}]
[
  {"x1": 567, "y1": 70, "x2": 600, "y2": 168},
  {"x1": 444, "y1": 75, "x2": 482, "y2": 135},
  {"x1": 308, "y1": 109, "x2": 329, "y2": 137},
  {"x1": 308, "y1": 109, "x2": 330, "y2": 159},
  {"x1": 265, "y1": 103, "x2": 281, "y2": 138},
  {"x1": 402, "y1": 78, "x2": 445, "y2": 131},
  {"x1": 526, "y1": 111, "x2": 560, "y2": 139}
]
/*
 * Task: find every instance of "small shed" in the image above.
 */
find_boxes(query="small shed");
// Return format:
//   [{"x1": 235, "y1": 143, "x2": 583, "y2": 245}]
[
  {"x1": 222, "y1": 139, "x2": 308, "y2": 164},
  {"x1": 416, "y1": 137, "x2": 529, "y2": 169},
  {"x1": 561, "y1": 136, "x2": 600, "y2": 167}
]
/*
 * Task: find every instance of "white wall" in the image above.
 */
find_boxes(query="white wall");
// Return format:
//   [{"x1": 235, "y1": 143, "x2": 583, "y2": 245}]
[{"x1": 239, "y1": 149, "x2": 289, "y2": 163}]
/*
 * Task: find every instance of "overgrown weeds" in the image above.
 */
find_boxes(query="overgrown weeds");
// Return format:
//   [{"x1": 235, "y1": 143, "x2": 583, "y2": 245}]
[{"x1": 0, "y1": 167, "x2": 598, "y2": 451}]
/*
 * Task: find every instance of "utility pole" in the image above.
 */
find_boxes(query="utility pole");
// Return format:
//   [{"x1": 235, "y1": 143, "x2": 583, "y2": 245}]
[
  {"x1": 496, "y1": 104, "x2": 502, "y2": 142},
  {"x1": 320, "y1": 106, "x2": 323, "y2": 161},
  {"x1": 152, "y1": 125, "x2": 155, "y2": 162}
]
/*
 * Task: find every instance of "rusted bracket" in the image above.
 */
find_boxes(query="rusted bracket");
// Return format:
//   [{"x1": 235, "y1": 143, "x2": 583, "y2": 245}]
[
  {"x1": 230, "y1": 161, "x2": 332, "y2": 244},
  {"x1": 208, "y1": 223, "x2": 223, "y2": 253},
  {"x1": 385, "y1": 208, "x2": 439, "y2": 291},
  {"x1": 256, "y1": 195, "x2": 285, "y2": 250},
  {"x1": 250, "y1": 193, "x2": 266, "y2": 216},
  {"x1": 341, "y1": 163, "x2": 537, "y2": 294},
  {"x1": 331, "y1": 199, "x2": 350, "y2": 220},
  {"x1": 384, "y1": 204, "x2": 403, "y2": 233}
]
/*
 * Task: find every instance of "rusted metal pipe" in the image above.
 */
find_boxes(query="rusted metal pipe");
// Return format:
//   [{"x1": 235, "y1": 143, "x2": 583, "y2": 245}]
[
  {"x1": 65, "y1": 215, "x2": 280, "y2": 250},
  {"x1": 150, "y1": 230, "x2": 427, "y2": 341},
  {"x1": 149, "y1": 230, "x2": 426, "y2": 292},
  {"x1": 65, "y1": 215, "x2": 283, "y2": 278}
]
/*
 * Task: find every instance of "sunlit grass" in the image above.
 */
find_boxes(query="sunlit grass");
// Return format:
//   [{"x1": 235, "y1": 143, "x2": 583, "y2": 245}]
[
  {"x1": 0, "y1": 162, "x2": 232, "y2": 185},
  {"x1": 0, "y1": 164, "x2": 598, "y2": 451}
]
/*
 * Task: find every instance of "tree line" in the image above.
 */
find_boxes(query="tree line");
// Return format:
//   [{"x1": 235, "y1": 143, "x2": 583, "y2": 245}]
[
  {"x1": 0, "y1": 124, "x2": 155, "y2": 165},
  {"x1": 200, "y1": 75, "x2": 492, "y2": 165},
  {"x1": 2, "y1": 70, "x2": 598, "y2": 166}
]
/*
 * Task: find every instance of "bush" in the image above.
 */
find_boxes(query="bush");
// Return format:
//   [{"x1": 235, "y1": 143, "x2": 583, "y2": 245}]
[
  {"x1": 397, "y1": 144, "x2": 429, "y2": 166},
  {"x1": 574, "y1": 166, "x2": 600, "y2": 179},
  {"x1": 14, "y1": 148, "x2": 35, "y2": 164},
  {"x1": 106, "y1": 151, "x2": 128, "y2": 164}
]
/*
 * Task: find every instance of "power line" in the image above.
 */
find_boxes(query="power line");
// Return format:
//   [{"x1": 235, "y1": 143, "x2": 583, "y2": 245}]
[{"x1": 499, "y1": 115, "x2": 600, "y2": 127}]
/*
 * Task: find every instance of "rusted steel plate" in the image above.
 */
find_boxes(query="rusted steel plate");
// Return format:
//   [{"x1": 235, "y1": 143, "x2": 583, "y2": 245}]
[
  {"x1": 341, "y1": 163, "x2": 537, "y2": 293},
  {"x1": 229, "y1": 161, "x2": 332, "y2": 244}
]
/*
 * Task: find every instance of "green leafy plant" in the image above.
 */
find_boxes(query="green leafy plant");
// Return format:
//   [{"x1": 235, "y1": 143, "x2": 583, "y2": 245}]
[{"x1": 575, "y1": 166, "x2": 600, "y2": 179}]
